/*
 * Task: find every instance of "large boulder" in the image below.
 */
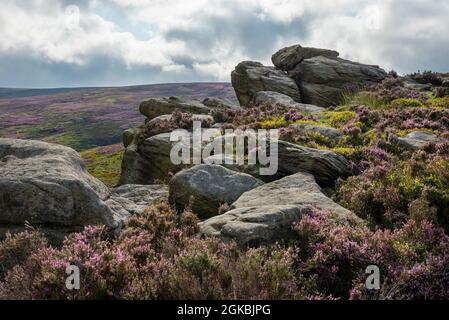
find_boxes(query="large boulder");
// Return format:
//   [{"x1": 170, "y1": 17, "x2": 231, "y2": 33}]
[
  {"x1": 231, "y1": 61, "x2": 301, "y2": 107},
  {"x1": 199, "y1": 172, "x2": 362, "y2": 246},
  {"x1": 169, "y1": 164, "x2": 263, "y2": 219},
  {"x1": 0, "y1": 139, "x2": 167, "y2": 242},
  {"x1": 253, "y1": 91, "x2": 324, "y2": 113},
  {"x1": 294, "y1": 56, "x2": 387, "y2": 107},
  {"x1": 272, "y1": 44, "x2": 339, "y2": 71},
  {"x1": 397, "y1": 131, "x2": 447, "y2": 151},
  {"x1": 276, "y1": 140, "x2": 351, "y2": 187},
  {"x1": 0, "y1": 139, "x2": 116, "y2": 229},
  {"x1": 139, "y1": 97, "x2": 212, "y2": 120}
]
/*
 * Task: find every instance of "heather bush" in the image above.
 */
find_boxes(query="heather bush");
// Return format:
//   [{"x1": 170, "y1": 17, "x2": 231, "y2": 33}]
[
  {"x1": 0, "y1": 203, "x2": 300, "y2": 300},
  {"x1": 336, "y1": 146, "x2": 449, "y2": 231},
  {"x1": 1, "y1": 205, "x2": 449, "y2": 300},
  {"x1": 293, "y1": 210, "x2": 449, "y2": 300}
]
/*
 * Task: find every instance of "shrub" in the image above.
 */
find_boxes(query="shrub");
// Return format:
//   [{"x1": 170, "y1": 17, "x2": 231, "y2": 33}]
[{"x1": 337, "y1": 147, "x2": 449, "y2": 231}]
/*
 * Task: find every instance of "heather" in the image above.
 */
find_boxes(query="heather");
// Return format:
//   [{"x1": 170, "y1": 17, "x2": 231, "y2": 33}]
[{"x1": 1, "y1": 205, "x2": 448, "y2": 300}]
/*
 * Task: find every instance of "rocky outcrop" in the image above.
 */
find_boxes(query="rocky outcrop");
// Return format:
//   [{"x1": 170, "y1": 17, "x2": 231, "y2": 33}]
[
  {"x1": 169, "y1": 164, "x2": 263, "y2": 219},
  {"x1": 272, "y1": 44, "x2": 339, "y2": 71},
  {"x1": 294, "y1": 56, "x2": 387, "y2": 107},
  {"x1": 139, "y1": 97, "x2": 213, "y2": 120},
  {"x1": 199, "y1": 172, "x2": 361, "y2": 246},
  {"x1": 253, "y1": 91, "x2": 324, "y2": 113},
  {"x1": 231, "y1": 45, "x2": 387, "y2": 108},
  {"x1": 231, "y1": 61, "x2": 301, "y2": 107},
  {"x1": 397, "y1": 131, "x2": 447, "y2": 151}
]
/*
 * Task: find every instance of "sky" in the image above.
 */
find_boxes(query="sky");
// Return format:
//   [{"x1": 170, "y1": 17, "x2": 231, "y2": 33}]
[{"x1": 1, "y1": 0, "x2": 449, "y2": 88}]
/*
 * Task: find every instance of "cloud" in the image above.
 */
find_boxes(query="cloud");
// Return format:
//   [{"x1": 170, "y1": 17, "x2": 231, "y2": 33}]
[{"x1": 0, "y1": 0, "x2": 448, "y2": 87}]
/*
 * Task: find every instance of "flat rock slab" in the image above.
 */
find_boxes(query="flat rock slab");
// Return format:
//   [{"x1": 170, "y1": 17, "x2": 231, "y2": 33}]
[
  {"x1": 169, "y1": 164, "x2": 263, "y2": 219},
  {"x1": 397, "y1": 131, "x2": 447, "y2": 151},
  {"x1": 272, "y1": 44, "x2": 339, "y2": 71},
  {"x1": 200, "y1": 172, "x2": 362, "y2": 247}
]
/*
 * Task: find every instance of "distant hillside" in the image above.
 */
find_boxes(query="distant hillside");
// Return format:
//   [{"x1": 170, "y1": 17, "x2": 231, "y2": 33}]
[{"x1": 0, "y1": 82, "x2": 236, "y2": 151}]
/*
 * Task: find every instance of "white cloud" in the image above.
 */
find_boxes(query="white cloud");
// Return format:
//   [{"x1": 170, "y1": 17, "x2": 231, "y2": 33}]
[{"x1": 0, "y1": 0, "x2": 449, "y2": 87}]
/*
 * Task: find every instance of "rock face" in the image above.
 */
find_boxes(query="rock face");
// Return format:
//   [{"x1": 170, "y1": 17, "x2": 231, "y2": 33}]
[
  {"x1": 169, "y1": 164, "x2": 263, "y2": 219},
  {"x1": 276, "y1": 140, "x2": 350, "y2": 187},
  {"x1": 272, "y1": 44, "x2": 339, "y2": 71},
  {"x1": 231, "y1": 61, "x2": 301, "y2": 107},
  {"x1": 139, "y1": 97, "x2": 212, "y2": 120},
  {"x1": 199, "y1": 172, "x2": 361, "y2": 246},
  {"x1": 397, "y1": 131, "x2": 447, "y2": 151},
  {"x1": 253, "y1": 91, "x2": 325, "y2": 113},
  {"x1": 294, "y1": 56, "x2": 387, "y2": 107}
]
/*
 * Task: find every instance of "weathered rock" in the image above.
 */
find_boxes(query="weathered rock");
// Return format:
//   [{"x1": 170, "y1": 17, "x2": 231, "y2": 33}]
[
  {"x1": 294, "y1": 56, "x2": 387, "y2": 107},
  {"x1": 200, "y1": 172, "x2": 361, "y2": 246},
  {"x1": 169, "y1": 164, "x2": 263, "y2": 219},
  {"x1": 200, "y1": 205, "x2": 307, "y2": 247},
  {"x1": 123, "y1": 127, "x2": 140, "y2": 148},
  {"x1": 397, "y1": 131, "x2": 447, "y2": 151},
  {"x1": 119, "y1": 129, "x2": 221, "y2": 186},
  {"x1": 253, "y1": 91, "x2": 325, "y2": 113},
  {"x1": 202, "y1": 97, "x2": 239, "y2": 109},
  {"x1": 118, "y1": 144, "x2": 154, "y2": 185},
  {"x1": 231, "y1": 61, "x2": 301, "y2": 107},
  {"x1": 272, "y1": 44, "x2": 339, "y2": 71},
  {"x1": 276, "y1": 140, "x2": 350, "y2": 187},
  {"x1": 289, "y1": 123, "x2": 344, "y2": 144},
  {"x1": 106, "y1": 184, "x2": 168, "y2": 216},
  {"x1": 139, "y1": 97, "x2": 212, "y2": 120},
  {"x1": 0, "y1": 139, "x2": 117, "y2": 228}
]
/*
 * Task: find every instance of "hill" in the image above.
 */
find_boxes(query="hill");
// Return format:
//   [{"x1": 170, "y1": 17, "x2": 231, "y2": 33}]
[{"x1": 0, "y1": 82, "x2": 236, "y2": 151}]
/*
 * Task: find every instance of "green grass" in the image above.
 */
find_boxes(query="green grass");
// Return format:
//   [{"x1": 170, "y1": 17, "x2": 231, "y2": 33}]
[{"x1": 80, "y1": 144, "x2": 124, "y2": 187}]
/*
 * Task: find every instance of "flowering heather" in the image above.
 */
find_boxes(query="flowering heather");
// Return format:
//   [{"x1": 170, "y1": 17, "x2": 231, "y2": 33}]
[{"x1": 1, "y1": 206, "x2": 448, "y2": 300}]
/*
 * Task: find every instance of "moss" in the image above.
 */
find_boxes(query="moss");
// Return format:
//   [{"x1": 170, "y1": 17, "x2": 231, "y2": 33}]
[
  {"x1": 332, "y1": 147, "x2": 361, "y2": 159},
  {"x1": 390, "y1": 98, "x2": 425, "y2": 108},
  {"x1": 429, "y1": 97, "x2": 449, "y2": 109},
  {"x1": 259, "y1": 117, "x2": 289, "y2": 129},
  {"x1": 319, "y1": 111, "x2": 357, "y2": 129}
]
